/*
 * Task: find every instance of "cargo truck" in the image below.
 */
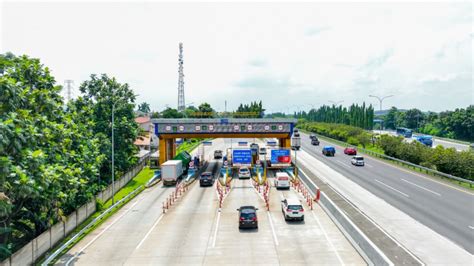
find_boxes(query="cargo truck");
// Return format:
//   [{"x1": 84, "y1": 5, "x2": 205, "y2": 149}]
[{"x1": 162, "y1": 160, "x2": 183, "y2": 186}]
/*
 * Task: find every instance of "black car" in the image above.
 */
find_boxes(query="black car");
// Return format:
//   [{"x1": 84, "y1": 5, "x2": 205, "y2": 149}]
[
  {"x1": 199, "y1": 172, "x2": 214, "y2": 187},
  {"x1": 311, "y1": 137, "x2": 320, "y2": 146},
  {"x1": 310, "y1": 133, "x2": 316, "y2": 140},
  {"x1": 237, "y1": 206, "x2": 258, "y2": 229}
]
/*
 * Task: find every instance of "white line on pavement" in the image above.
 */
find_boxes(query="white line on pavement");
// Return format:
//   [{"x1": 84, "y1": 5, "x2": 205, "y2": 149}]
[
  {"x1": 65, "y1": 198, "x2": 143, "y2": 265},
  {"x1": 311, "y1": 211, "x2": 345, "y2": 265},
  {"x1": 365, "y1": 163, "x2": 373, "y2": 168},
  {"x1": 468, "y1": 226, "x2": 474, "y2": 230},
  {"x1": 267, "y1": 212, "x2": 279, "y2": 246},
  {"x1": 401, "y1": 179, "x2": 441, "y2": 196},
  {"x1": 335, "y1": 160, "x2": 351, "y2": 168},
  {"x1": 212, "y1": 211, "x2": 221, "y2": 248},
  {"x1": 375, "y1": 179, "x2": 409, "y2": 198},
  {"x1": 135, "y1": 214, "x2": 164, "y2": 250}
]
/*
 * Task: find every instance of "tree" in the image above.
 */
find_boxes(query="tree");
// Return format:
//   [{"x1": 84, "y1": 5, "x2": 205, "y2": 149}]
[
  {"x1": 198, "y1": 103, "x2": 214, "y2": 118},
  {"x1": 137, "y1": 102, "x2": 150, "y2": 114},
  {"x1": 0, "y1": 54, "x2": 103, "y2": 259},
  {"x1": 77, "y1": 74, "x2": 138, "y2": 181},
  {"x1": 384, "y1": 107, "x2": 398, "y2": 129},
  {"x1": 161, "y1": 107, "x2": 183, "y2": 118},
  {"x1": 404, "y1": 109, "x2": 424, "y2": 129}
]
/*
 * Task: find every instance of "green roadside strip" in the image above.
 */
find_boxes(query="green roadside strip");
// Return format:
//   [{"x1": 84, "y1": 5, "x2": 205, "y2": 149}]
[
  {"x1": 38, "y1": 167, "x2": 154, "y2": 265},
  {"x1": 299, "y1": 129, "x2": 474, "y2": 191}
]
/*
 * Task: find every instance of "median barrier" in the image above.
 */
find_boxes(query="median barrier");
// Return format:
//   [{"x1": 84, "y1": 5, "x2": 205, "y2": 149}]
[{"x1": 297, "y1": 170, "x2": 393, "y2": 266}]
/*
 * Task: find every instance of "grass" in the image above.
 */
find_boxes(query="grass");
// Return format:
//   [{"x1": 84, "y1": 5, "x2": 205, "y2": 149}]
[
  {"x1": 299, "y1": 128, "x2": 474, "y2": 191},
  {"x1": 176, "y1": 139, "x2": 205, "y2": 154},
  {"x1": 39, "y1": 167, "x2": 155, "y2": 265}
]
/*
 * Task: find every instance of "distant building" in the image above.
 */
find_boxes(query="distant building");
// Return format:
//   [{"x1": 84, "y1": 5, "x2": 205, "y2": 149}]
[{"x1": 134, "y1": 116, "x2": 158, "y2": 152}]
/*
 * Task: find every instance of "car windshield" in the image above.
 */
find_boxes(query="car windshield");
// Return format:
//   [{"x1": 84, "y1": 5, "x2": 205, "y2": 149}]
[{"x1": 288, "y1": 205, "x2": 302, "y2": 210}]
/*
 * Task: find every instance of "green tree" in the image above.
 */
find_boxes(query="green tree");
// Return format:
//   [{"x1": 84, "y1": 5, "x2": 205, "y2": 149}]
[
  {"x1": 77, "y1": 74, "x2": 138, "y2": 181},
  {"x1": 137, "y1": 102, "x2": 150, "y2": 114},
  {"x1": 198, "y1": 103, "x2": 214, "y2": 118},
  {"x1": 384, "y1": 107, "x2": 398, "y2": 129},
  {"x1": 404, "y1": 109, "x2": 424, "y2": 129},
  {"x1": 0, "y1": 54, "x2": 103, "y2": 259},
  {"x1": 162, "y1": 107, "x2": 183, "y2": 118}
]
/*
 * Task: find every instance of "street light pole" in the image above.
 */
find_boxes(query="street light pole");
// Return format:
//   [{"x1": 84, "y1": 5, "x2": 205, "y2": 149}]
[
  {"x1": 369, "y1": 94, "x2": 394, "y2": 131},
  {"x1": 111, "y1": 101, "x2": 115, "y2": 205}
]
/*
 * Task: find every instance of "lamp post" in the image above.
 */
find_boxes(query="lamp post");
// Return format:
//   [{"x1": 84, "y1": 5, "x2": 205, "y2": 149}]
[
  {"x1": 369, "y1": 94, "x2": 394, "y2": 131},
  {"x1": 111, "y1": 93, "x2": 116, "y2": 205}
]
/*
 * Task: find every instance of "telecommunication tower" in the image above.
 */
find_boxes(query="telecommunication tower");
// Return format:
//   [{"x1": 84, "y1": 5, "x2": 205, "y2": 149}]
[
  {"x1": 177, "y1": 43, "x2": 185, "y2": 111},
  {"x1": 64, "y1": 80, "x2": 74, "y2": 102}
]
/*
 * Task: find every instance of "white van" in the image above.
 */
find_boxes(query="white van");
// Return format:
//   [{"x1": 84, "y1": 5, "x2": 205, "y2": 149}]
[{"x1": 274, "y1": 172, "x2": 290, "y2": 189}]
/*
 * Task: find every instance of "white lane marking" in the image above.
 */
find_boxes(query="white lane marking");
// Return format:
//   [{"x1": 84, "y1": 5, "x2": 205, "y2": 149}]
[
  {"x1": 212, "y1": 211, "x2": 221, "y2": 248},
  {"x1": 335, "y1": 160, "x2": 351, "y2": 168},
  {"x1": 375, "y1": 179, "x2": 409, "y2": 198},
  {"x1": 468, "y1": 226, "x2": 474, "y2": 230},
  {"x1": 364, "y1": 163, "x2": 373, "y2": 168},
  {"x1": 267, "y1": 212, "x2": 279, "y2": 246},
  {"x1": 135, "y1": 214, "x2": 164, "y2": 250},
  {"x1": 401, "y1": 179, "x2": 441, "y2": 196},
  {"x1": 311, "y1": 211, "x2": 345, "y2": 265},
  {"x1": 66, "y1": 198, "x2": 143, "y2": 265}
]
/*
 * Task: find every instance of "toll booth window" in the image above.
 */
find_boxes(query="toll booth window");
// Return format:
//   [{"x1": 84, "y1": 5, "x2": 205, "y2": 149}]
[
  {"x1": 202, "y1": 125, "x2": 208, "y2": 131},
  {"x1": 240, "y1": 125, "x2": 246, "y2": 131},
  {"x1": 271, "y1": 125, "x2": 277, "y2": 130},
  {"x1": 172, "y1": 126, "x2": 178, "y2": 132}
]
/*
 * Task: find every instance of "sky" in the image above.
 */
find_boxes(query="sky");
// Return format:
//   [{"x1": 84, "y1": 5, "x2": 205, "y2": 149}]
[{"x1": 1, "y1": 1, "x2": 472, "y2": 113}]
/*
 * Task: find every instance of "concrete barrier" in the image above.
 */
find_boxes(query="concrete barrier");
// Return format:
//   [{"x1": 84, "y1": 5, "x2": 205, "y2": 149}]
[{"x1": 297, "y1": 169, "x2": 393, "y2": 266}]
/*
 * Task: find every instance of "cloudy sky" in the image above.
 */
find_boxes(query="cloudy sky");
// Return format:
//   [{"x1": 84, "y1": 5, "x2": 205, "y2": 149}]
[{"x1": 1, "y1": 1, "x2": 472, "y2": 113}]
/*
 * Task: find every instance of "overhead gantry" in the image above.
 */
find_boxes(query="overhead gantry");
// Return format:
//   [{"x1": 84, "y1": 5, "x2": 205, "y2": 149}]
[{"x1": 152, "y1": 118, "x2": 297, "y2": 165}]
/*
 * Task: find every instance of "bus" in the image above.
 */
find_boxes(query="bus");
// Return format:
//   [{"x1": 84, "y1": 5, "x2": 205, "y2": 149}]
[{"x1": 396, "y1": 127, "x2": 413, "y2": 138}]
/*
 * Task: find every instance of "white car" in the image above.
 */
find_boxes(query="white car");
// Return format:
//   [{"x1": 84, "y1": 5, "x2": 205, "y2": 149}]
[
  {"x1": 259, "y1": 147, "x2": 267, "y2": 155},
  {"x1": 351, "y1": 156, "x2": 365, "y2": 166},
  {"x1": 281, "y1": 198, "x2": 304, "y2": 221},
  {"x1": 274, "y1": 172, "x2": 290, "y2": 189},
  {"x1": 238, "y1": 167, "x2": 251, "y2": 179}
]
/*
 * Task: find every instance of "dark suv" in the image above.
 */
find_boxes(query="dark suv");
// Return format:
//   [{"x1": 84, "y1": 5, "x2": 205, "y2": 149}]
[
  {"x1": 199, "y1": 172, "x2": 214, "y2": 187},
  {"x1": 311, "y1": 137, "x2": 320, "y2": 146},
  {"x1": 237, "y1": 206, "x2": 258, "y2": 229},
  {"x1": 214, "y1": 150, "x2": 223, "y2": 159}
]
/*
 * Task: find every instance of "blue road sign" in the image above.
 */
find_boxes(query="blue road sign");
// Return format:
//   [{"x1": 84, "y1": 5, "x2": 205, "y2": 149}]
[
  {"x1": 220, "y1": 118, "x2": 229, "y2": 124},
  {"x1": 203, "y1": 141, "x2": 212, "y2": 146},
  {"x1": 232, "y1": 149, "x2": 252, "y2": 165},
  {"x1": 270, "y1": 149, "x2": 291, "y2": 164}
]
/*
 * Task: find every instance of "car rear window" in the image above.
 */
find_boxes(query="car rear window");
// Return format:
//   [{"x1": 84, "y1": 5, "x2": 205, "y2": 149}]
[
  {"x1": 288, "y1": 205, "x2": 302, "y2": 210},
  {"x1": 278, "y1": 176, "x2": 289, "y2": 181},
  {"x1": 356, "y1": 157, "x2": 364, "y2": 161},
  {"x1": 240, "y1": 168, "x2": 249, "y2": 172}
]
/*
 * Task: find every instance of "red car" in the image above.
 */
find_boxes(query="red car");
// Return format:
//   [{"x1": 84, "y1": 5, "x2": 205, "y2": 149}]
[{"x1": 344, "y1": 147, "x2": 357, "y2": 155}]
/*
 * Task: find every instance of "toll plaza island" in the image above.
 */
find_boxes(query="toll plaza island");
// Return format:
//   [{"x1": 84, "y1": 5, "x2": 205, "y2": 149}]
[{"x1": 153, "y1": 118, "x2": 297, "y2": 165}]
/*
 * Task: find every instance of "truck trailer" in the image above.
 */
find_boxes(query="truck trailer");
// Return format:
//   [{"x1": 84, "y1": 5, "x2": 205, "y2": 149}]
[{"x1": 161, "y1": 160, "x2": 183, "y2": 186}]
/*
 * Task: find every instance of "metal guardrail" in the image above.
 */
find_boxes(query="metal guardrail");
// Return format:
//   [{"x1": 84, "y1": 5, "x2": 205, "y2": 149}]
[
  {"x1": 302, "y1": 130, "x2": 474, "y2": 186},
  {"x1": 41, "y1": 185, "x2": 144, "y2": 266}
]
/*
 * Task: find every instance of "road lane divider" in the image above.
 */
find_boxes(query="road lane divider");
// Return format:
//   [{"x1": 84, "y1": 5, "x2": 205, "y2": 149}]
[
  {"x1": 135, "y1": 214, "x2": 164, "y2": 250},
  {"x1": 267, "y1": 212, "x2": 279, "y2": 246},
  {"x1": 374, "y1": 179, "x2": 409, "y2": 198},
  {"x1": 401, "y1": 179, "x2": 441, "y2": 196},
  {"x1": 296, "y1": 167, "x2": 394, "y2": 266}
]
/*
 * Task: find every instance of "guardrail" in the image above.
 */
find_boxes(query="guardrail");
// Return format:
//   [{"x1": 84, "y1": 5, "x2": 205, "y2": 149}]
[
  {"x1": 304, "y1": 131, "x2": 473, "y2": 187},
  {"x1": 41, "y1": 185, "x2": 144, "y2": 266}
]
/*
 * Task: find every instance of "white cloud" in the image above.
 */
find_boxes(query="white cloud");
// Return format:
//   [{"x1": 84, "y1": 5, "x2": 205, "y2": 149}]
[{"x1": 1, "y1": 1, "x2": 471, "y2": 112}]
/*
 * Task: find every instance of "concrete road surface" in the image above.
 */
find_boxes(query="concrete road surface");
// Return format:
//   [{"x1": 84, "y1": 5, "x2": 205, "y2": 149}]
[{"x1": 375, "y1": 130, "x2": 470, "y2": 151}]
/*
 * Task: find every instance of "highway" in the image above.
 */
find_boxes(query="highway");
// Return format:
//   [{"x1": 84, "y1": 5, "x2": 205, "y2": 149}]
[
  {"x1": 299, "y1": 132, "x2": 474, "y2": 254},
  {"x1": 56, "y1": 139, "x2": 364, "y2": 265},
  {"x1": 374, "y1": 129, "x2": 470, "y2": 151}
]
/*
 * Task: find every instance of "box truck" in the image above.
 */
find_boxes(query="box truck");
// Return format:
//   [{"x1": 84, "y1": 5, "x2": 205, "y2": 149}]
[{"x1": 162, "y1": 160, "x2": 183, "y2": 186}]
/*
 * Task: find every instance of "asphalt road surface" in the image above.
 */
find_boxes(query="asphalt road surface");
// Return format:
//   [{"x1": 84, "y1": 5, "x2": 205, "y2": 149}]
[{"x1": 300, "y1": 132, "x2": 474, "y2": 254}]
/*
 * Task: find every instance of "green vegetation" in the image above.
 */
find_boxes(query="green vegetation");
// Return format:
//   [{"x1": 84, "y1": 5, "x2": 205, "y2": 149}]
[
  {"x1": 299, "y1": 120, "x2": 474, "y2": 181},
  {"x1": 295, "y1": 103, "x2": 375, "y2": 129},
  {"x1": 137, "y1": 102, "x2": 151, "y2": 114},
  {"x1": 235, "y1": 101, "x2": 265, "y2": 118},
  {"x1": 0, "y1": 53, "x2": 139, "y2": 260},
  {"x1": 176, "y1": 139, "x2": 203, "y2": 154},
  {"x1": 382, "y1": 106, "x2": 473, "y2": 142}
]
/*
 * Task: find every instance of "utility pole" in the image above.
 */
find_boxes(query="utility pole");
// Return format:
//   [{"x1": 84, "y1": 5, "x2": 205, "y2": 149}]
[
  {"x1": 177, "y1": 43, "x2": 185, "y2": 112},
  {"x1": 369, "y1": 94, "x2": 394, "y2": 131}
]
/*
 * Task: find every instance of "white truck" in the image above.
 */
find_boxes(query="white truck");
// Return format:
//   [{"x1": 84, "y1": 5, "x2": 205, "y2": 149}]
[{"x1": 161, "y1": 160, "x2": 183, "y2": 186}]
